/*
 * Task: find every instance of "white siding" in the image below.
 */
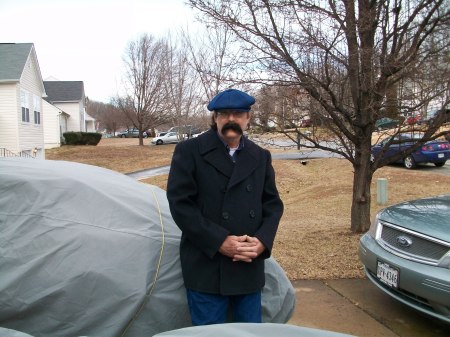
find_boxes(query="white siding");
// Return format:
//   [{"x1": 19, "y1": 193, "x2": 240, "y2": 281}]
[
  {"x1": 0, "y1": 83, "x2": 20, "y2": 152},
  {"x1": 85, "y1": 113, "x2": 96, "y2": 132},
  {"x1": 53, "y1": 102, "x2": 82, "y2": 132},
  {"x1": 60, "y1": 114, "x2": 68, "y2": 134},
  {"x1": 17, "y1": 51, "x2": 45, "y2": 158},
  {"x1": 43, "y1": 100, "x2": 62, "y2": 149},
  {"x1": 85, "y1": 120, "x2": 96, "y2": 132},
  {"x1": 80, "y1": 102, "x2": 86, "y2": 131}
]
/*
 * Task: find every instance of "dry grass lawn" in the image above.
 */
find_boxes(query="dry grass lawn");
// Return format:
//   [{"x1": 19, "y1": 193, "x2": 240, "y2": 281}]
[
  {"x1": 46, "y1": 138, "x2": 175, "y2": 173},
  {"x1": 46, "y1": 137, "x2": 450, "y2": 280}
]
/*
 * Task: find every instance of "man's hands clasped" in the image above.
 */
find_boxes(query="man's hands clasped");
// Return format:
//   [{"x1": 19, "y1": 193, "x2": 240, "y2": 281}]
[{"x1": 219, "y1": 235, "x2": 265, "y2": 263}]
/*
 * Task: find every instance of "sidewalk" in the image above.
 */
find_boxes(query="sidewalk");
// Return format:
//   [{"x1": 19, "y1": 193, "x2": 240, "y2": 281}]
[{"x1": 288, "y1": 279, "x2": 450, "y2": 337}]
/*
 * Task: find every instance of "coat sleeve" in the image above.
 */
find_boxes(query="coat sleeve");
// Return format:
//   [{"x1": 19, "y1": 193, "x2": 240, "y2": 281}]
[
  {"x1": 254, "y1": 150, "x2": 284, "y2": 259},
  {"x1": 166, "y1": 141, "x2": 229, "y2": 259}
]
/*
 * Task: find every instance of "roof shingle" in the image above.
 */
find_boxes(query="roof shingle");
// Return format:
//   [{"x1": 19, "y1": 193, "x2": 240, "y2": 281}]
[
  {"x1": 44, "y1": 81, "x2": 85, "y2": 102},
  {"x1": 0, "y1": 43, "x2": 34, "y2": 81}
]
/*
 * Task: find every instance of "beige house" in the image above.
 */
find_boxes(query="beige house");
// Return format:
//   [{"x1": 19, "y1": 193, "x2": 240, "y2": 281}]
[
  {"x1": 0, "y1": 44, "x2": 96, "y2": 156},
  {"x1": 42, "y1": 100, "x2": 70, "y2": 149},
  {"x1": 0, "y1": 43, "x2": 46, "y2": 158},
  {"x1": 43, "y1": 81, "x2": 96, "y2": 134}
]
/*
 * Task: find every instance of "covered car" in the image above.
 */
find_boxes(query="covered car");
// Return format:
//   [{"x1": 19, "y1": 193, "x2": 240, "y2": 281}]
[
  {"x1": 153, "y1": 323, "x2": 356, "y2": 337},
  {"x1": 359, "y1": 195, "x2": 450, "y2": 324},
  {"x1": 0, "y1": 158, "x2": 295, "y2": 337}
]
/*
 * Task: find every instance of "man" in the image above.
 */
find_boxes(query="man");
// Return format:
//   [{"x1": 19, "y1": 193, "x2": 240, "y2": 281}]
[{"x1": 167, "y1": 88, "x2": 283, "y2": 325}]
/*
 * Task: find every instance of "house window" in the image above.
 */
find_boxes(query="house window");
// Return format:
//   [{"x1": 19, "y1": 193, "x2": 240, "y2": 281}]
[
  {"x1": 20, "y1": 90, "x2": 30, "y2": 122},
  {"x1": 33, "y1": 95, "x2": 41, "y2": 124}
]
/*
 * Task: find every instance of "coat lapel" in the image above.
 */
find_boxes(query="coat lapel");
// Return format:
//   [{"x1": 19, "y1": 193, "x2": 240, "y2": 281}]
[
  {"x1": 199, "y1": 130, "x2": 234, "y2": 178},
  {"x1": 228, "y1": 140, "x2": 260, "y2": 189}
]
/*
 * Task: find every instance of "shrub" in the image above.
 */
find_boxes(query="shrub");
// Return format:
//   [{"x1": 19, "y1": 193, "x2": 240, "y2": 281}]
[
  {"x1": 83, "y1": 132, "x2": 102, "y2": 145},
  {"x1": 63, "y1": 132, "x2": 102, "y2": 146}
]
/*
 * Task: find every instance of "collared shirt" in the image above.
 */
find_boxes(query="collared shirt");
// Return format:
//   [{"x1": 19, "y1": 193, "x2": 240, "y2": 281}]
[{"x1": 216, "y1": 132, "x2": 245, "y2": 162}]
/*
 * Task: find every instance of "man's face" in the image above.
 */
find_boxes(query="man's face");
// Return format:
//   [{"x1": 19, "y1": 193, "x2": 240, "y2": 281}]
[{"x1": 214, "y1": 111, "x2": 250, "y2": 145}]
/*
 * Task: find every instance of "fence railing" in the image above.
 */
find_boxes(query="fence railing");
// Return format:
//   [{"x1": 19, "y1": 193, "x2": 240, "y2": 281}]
[{"x1": 0, "y1": 148, "x2": 34, "y2": 158}]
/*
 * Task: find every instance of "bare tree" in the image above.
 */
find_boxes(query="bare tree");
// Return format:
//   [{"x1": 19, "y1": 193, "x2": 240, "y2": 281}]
[
  {"x1": 116, "y1": 34, "x2": 173, "y2": 145},
  {"x1": 183, "y1": 24, "x2": 243, "y2": 101},
  {"x1": 86, "y1": 100, "x2": 128, "y2": 135},
  {"x1": 188, "y1": 0, "x2": 450, "y2": 232},
  {"x1": 254, "y1": 85, "x2": 310, "y2": 131},
  {"x1": 165, "y1": 34, "x2": 204, "y2": 138}
]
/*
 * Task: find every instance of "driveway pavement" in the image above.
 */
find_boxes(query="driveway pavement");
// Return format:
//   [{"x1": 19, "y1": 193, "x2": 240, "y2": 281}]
[
  {"x1": 126, "y1": 165, "x2": 170, "y2": 180},
  {"x1": 289, "y1": 279, "x2": 450, "y2": 337}
]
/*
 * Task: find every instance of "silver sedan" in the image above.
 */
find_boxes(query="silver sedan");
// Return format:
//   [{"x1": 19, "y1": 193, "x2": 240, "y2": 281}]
[
  {"x1": 151, "y1": 132, "x2": 183, "y2": 145},
  {"x1": 359, "y1": 194, "x2": 450, "y2": 323}
]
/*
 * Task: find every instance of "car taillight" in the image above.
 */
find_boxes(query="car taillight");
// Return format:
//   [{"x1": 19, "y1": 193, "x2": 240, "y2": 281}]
[
  {"x1": 435, "y1": 143, "x2": 449, "y2": 150},
  {"x1": 422, "y1": 143, "x2": 450, "y2": 151}
]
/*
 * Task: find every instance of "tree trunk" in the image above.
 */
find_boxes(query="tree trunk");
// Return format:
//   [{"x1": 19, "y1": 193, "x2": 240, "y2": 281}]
[
  {"x1": 350, "y1": 143, "x2": 373, "y2": 233},
  {"x1": 385, "y1": 82, "x2": 398, "y2": 118}
]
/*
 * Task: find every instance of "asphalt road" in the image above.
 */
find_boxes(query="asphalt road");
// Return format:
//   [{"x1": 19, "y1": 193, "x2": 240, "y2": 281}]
[
  {"x1": 270, "y1": 149, "x2": 450, "y2": 176},
  {"x1": 126, "y1": 148, "x2": 450, "y2": 179}
]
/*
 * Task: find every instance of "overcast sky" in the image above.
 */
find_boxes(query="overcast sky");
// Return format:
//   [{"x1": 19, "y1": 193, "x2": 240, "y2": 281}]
[{"x1": 0, "y1": 0, "x2": 197, "y2": 102}]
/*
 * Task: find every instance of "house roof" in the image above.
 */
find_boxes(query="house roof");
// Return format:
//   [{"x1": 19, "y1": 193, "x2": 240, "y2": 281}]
[
  {"x1": 85, "y1": 114, "x2": 95, "y2": 121},
  {"x1": 0, "y1": 43, "x2": 34, "y2": 81},
  {"x1": 44, "y1": 81, "x2": 85, "y2": 103}
]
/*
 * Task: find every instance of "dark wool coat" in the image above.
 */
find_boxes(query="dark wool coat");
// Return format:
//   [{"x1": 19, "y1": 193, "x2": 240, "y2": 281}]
[{"x1": 167, "y1": 129, "x2": 284, "y2": 295}]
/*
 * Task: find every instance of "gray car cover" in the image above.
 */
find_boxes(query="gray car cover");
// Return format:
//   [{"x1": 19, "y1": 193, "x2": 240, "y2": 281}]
[
  {"x1": 0, "y1": 158, "x2": 295, "y2": 337},
  {"x1": 154, "y1": 323, "x2": 356, "y2": 337},
  {"x1": 0, "y1": 328, "x2": 35, "y2": 337}
]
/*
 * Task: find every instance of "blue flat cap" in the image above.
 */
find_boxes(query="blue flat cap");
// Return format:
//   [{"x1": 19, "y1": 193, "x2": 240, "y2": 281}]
[{"x1": 207, "y1": 89, "x2": 256, "y2": 112}]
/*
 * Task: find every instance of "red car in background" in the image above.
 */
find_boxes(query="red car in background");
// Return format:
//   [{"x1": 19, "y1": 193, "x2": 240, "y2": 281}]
[{"x1": 404, "y1": 113, "x2": 421, "y2": 125}]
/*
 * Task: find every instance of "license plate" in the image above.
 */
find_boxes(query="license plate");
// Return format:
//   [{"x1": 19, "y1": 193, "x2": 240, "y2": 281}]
[
  {"x1": 438, "y1": 153, "x2": 444, "y2": 158},
  {"x1": 377, "y1": 261, "x2": 399, "y2": 288}
]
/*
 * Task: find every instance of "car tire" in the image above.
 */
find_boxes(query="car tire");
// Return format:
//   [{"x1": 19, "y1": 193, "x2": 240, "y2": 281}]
[
  {"x1": 156, "y1": 140, "x2": 163, "y2": 145},
  {"x1": 434, "y1": 161, "x2": 446, "y2": 167},
  {"x1": 120, "y1": 135, "x2": 126, "y2": 138},
  {"x1": 404, "y1": 155, "x2": 416, "y2": 169}
]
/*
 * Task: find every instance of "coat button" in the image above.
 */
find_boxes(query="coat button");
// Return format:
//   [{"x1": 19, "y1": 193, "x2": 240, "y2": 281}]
[
  {"x1": 246, "y1": 184, "x2": 252, "y2": 192},
  {"x1": 249, "y1": 210, "x2": 255, "y2": 218},
  {"x1": 222, "y1": 212, "x2": 229, "y2": 220}
]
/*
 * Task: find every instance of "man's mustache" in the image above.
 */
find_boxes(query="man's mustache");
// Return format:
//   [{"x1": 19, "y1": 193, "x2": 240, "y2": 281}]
[{"x1": 221, "y1": 122, "x2": 243, "y2": 136}]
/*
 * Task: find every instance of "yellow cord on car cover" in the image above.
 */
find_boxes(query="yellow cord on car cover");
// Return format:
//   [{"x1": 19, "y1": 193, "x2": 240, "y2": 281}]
[{"x1": 120, "y1": 187, "x2": 166, "y2": 337}]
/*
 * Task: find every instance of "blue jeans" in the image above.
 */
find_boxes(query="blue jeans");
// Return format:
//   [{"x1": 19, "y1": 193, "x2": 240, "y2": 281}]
[{"x1": 186, "y1": 289, "x2": 262, "y2": 325}]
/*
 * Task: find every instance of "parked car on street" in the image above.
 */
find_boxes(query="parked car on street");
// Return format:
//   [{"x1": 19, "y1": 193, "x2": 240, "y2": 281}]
[
  {"x1": 192, "y1": 131, "x2": 206, "y2": 138},
  {"x1": 359, "y1": 194, "x2": 450, "y2": 324},
  {"x1": 371, "y1": 132, "x2": 450, "y2": 169},
  {"x1": 404, "y1": 113, "x2": 421, "y2": 125},
  {"x1": 118, "y1": 128, "x2": 147, "y2": 138},
  {"x1": 375, "y1": 117, "x2": 399, "y2": 130},
  {"x1": 151, "y1": 132, "x2": 182, "y2": 145},
  {"x1": 167, "y1": 125, "x2": 201, "y2": 137},
  {"x1": 299, "y1": 119, "x2": 312, "y2": 127}
]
